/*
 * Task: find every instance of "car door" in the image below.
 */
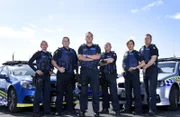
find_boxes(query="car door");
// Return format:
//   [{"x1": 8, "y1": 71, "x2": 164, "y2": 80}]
[
  {"x1": 0, "y1": 66, "x2": 9, "y2": 94},
  {"x1": 0, "y1": 66, "x2": 9, "y2": 106}
]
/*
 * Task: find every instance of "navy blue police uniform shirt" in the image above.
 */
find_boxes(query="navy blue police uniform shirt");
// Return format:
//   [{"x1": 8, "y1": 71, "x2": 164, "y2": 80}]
[
  {"x1": 139, "y1": 44, "x2": 159, "y2": 66},
  {"x1": 100, "y1": 51, "x2": 117, "y2": 72},
  {"x1": 78, "y1": 44, "x2": 101, "y2": 55},
  {"x1": 123, "y1": 50, "x2": 144, "y2": 71},
  {"x1": 28, "y1": 51, "x2": 53, "y2": 72},
  {"x1": 52, "y1": 47, "x2": 78, "y2": 72},
  {"x1": 78, "y1": 44, "x2": 101, "y2": 68}
]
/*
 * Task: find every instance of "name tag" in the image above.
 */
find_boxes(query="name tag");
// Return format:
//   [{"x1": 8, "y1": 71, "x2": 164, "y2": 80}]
[{"x1": 90, "y1": 48, "x2": 96, "y2": 51}]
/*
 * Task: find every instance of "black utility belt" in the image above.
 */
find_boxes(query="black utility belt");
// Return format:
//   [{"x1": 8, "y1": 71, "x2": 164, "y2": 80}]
[
  {"x1": 103, "y1": 71, "x2": 116, "y2": 74},
  {"x1": 81, "y1": 67, "x2": 98, "y2": 71},
  {"x1": 57, "y1": 71, "x2": 74, "y2": 74}
]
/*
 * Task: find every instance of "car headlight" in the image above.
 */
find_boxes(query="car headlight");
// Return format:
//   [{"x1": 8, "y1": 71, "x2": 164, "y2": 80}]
[
  {"x1": 157, "y1": 80, "x2": 166, "y2": 87},
  {"x1": 20, "y1": 81, "x2": 35, "y2": 89}
]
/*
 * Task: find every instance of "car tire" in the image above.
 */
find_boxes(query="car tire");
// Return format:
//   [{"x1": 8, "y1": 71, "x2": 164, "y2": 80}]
[
  {"x1": 168, "y1": 85, "x2": 179, "y2": 111},
  {"x1": 8, "y1": 88, "x2": 21, "y2": 113}
]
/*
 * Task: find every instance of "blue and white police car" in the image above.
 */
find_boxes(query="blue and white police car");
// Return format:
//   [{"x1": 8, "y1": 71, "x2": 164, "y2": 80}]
[
  {"x1": 0, "y1": 61, "x2": 80, "y2": 112},
  {"x1": 117, "y1": 57, "x2": 180, "y2": 111}
]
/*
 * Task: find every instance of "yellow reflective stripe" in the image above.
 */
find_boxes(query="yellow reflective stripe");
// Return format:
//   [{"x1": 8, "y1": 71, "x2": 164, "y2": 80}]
[
  {"x1": 16, "y1": 101, "x2": 79, "y2": 107},
  {"x1": 0, "y1": 90, "x2": 7, "y2": 96},
  {"x1": 17, "y1": 103, "x2": 43, "y2": 107},
  {"x1": 165, "y1": 76, "x2": 180, "y2": 81},
  {"x1": 0, "y1": 93, "x2": 7, "y2": 98}
]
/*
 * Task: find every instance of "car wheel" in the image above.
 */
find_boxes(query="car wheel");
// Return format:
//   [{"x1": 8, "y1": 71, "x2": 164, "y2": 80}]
[
  {"x1": 169, "y1": 85, "x2": 179, "y2": 111},
  {"x1": 8, "y1": 88, "x2": 21, "y2": 112}
]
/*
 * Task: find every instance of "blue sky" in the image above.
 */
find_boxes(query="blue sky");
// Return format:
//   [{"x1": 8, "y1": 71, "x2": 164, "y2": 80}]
[{"x1": 0, "y1": 0, "x2": 180, "y2": 72}]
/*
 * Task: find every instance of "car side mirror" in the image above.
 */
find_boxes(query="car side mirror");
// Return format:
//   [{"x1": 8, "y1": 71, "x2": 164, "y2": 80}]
[{"x1": 0, "y1": 74, "x2": 8, "y2": 79}]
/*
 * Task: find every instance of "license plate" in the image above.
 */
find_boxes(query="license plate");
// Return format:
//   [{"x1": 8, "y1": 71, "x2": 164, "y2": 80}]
[{"x1": 121, "y1": 90, "x2": 126, "y2": 98}]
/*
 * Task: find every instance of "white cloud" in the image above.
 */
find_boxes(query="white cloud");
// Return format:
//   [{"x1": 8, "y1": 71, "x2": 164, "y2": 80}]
[
  {"x1": 57, "y1": 28, "x2": 64, "y2": 32},
  {"x1": 43, "y1": 28, "x2": 53, "y2": 32},
  {"x1": 167, "y1": 13, "x2": 180, "y2": 20},
  {"x1": 0, "y1": 26, "x2": 35, "y2": 38},
  {"x1": 130, "y1": 36, "x2": 136, "y2": 40},
  {"x1": 22, "y1": 27, "x2": 36, "y2": 33},
  {"x1": 131, "y1": 9, "x2": 139, "y2": 13},
  {"x1": 131, "y1": 0, "x2": 164, "y2": 13},
  {"x1": 48, "y1": 16, "x2": 53, "y2": 20},
  {"x1": 157, "y1": 16, "x2": 160, "y2": 19},
  {"x1": 29, "y1": 24, "x2": 38, "y2": 28}
]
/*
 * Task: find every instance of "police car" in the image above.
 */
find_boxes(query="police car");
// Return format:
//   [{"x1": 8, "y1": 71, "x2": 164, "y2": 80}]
[
  {"x1": 117, "y1": 57, "x2": 180, "y2": 110},
  {"x1": 0, "y1": 61, "x2": 80, "y2": 112}
]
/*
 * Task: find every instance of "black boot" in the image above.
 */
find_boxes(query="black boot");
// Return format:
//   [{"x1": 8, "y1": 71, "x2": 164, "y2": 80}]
[
  {"x1": 94, "y1": 112, "x2": 100, "y2": 117},
  {"x1": 100, "y1": 109, "x2": 109, "y2": 114},
  {"x1": 79, "y1": 111, "x2": 85, "y2": 117}
]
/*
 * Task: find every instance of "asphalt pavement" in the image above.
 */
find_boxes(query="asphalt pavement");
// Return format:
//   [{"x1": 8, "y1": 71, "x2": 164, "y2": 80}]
[{"x1": 0, "y1": 102, "x2": 180, "y2": 117}]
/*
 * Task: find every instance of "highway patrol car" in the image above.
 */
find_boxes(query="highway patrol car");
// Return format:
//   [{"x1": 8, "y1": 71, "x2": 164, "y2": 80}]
[
  {"x1": 0, "y1": 61, "x2": 80, "y2": 112},
  {"x1": 117, "y1": 57, "x2": 180, "y2": 110}
]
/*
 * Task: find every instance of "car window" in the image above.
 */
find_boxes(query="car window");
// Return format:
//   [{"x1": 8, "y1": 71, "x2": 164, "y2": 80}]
[
  {"x1": 9, "y1": 65, "x2": 35, "y2": 76},
  {"x1": 0, "y1": 66, "x2": 3, "y2": 73},
  {"x1": 1, "y1": 67, "x2": 9, "y2": 76},
  {"x1": 178, "y1": 63, "x2": 180, "y2": 76},
  {"x1": 158, "y1": 62, "x2": 175, "y2": 73}
]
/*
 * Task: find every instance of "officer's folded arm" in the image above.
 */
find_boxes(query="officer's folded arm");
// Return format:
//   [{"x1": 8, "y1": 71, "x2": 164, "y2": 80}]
[
  {"x1": 144, "y1": 55, "x2": 157, "y2": 69},
  {"x1": 78, "y1": 54, "x2": 94, "y2": 61},
  {"x1": 136, "y1": 60, "x2": 145, "y2": 69},
  {"x1": 86, "y1": 54, "x2": 101, "y2": 60},
  {"x1": 51, "y1": 60, "x2": 65, "y2": 72}
]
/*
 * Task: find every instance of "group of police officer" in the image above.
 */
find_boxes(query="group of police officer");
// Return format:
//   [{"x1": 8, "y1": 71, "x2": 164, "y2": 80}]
[{"x1": 28, "y1": 32, "x2": 159, "y2": 117}]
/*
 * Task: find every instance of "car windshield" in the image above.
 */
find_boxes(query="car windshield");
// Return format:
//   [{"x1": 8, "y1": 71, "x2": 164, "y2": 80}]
[
  {"x1": 158, "y1": 62, "x2": 176, "y2": 73},
  {"x1": 10, "y1": 65, "x2": 35, "y2": 76}
]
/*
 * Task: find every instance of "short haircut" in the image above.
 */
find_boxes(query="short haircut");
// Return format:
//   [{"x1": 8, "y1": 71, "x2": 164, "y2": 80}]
[
  {"x1": 62, "y1": 37, "x2": 70, "y2": 42},
  {"x1": 41, "y1": 40, "x2": 48, "y2": 45},
  {"x1": 126, "y1": 39, "x2": 135, "y2": 46},
  {"x1": 86, "y1": 31, "x2": 93, "y2": 38},
  {"x1": 146, "y1": 33, "x2": 152, "y2": 40},
  {"x1": 105, "y1": 42, "x2": 112, "y2": 47}
]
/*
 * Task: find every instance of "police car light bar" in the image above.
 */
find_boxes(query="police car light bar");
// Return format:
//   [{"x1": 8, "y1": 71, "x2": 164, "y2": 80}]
[
  {"x1": 158, "y1": 57, "x2": 180, "y2": 62},
  {"x1": 2, "y1": 61, "x2": 35, "y2": 65}
]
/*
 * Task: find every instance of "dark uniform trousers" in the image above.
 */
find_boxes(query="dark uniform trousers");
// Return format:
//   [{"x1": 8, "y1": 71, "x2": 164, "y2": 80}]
[
  {"x1": 33, "y1": 74, "x2": 51, "y2": 113},
  {"x1": 124, "y1": 69, "x2": 142, "y2": 113},
  {"x1": 80, "y1": 69, "x2": 100, "y2": 113},
  {"x1": 143, "y1": 66, "x2": 158, "y2": 112},
  {"x1": 56, "y1": 72, "x2": 74, "y2": 113},
  {"x1": 101, "y1": 73, "x2": 119, "y2": 111}
]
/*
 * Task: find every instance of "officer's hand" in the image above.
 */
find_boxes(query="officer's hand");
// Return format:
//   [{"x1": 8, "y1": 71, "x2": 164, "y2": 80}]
[
  {"x1": 36, "y1": 70, "x2": 44, "y2": 76},
  {"x1": 58, "y1": 67, "x2": 65, "y2": 73},
  {"x1": 49, "y1": 70, "x2": 54, "y2": 75},
  {"x1": 129, "y1": 67, "x2": 137, "y2": 71},
  {"x1": 143, "y1": 67, "x2": 146, "y2": 73},
  {"x1": 106, "y1": 58, "x2": 114, "y2": 63},
  {"x1": 121, "y1": 71, "x2": 125, "y2": 76}
]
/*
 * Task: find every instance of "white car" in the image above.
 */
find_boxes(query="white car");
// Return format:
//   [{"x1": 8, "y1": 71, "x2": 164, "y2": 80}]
[{"x1": 116, "y1": 57, "x2": 180, "y2": 111}]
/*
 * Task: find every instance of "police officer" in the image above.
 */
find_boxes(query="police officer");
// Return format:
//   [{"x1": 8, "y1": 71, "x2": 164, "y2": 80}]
[
  {"x1": 122, "y1": 40, "x2": 145, "y2": 115},
  {"x1": 139, "y1": 34, "x2": 159, "y2": 116},
  {"x1": 28, "y1": 41, "x2": 53, "y2": 117},
  {"x1": 51, "y1": 37, "x2": 78, "y2": 116},
  {"x1": 99, "y1": 42, "x2": 121, "y2": 116},
  {"x1": 78, "y1": 32, "x2": 101, "y2": 117}
]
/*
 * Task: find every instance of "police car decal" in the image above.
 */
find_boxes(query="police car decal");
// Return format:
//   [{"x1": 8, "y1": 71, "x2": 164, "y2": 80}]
[
  {"x1": 0, "y1": 90, "x2": 8, "y2": 106},
  {"x1": 164, "y1": 76, "x2": 180, "y2": 86}
]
